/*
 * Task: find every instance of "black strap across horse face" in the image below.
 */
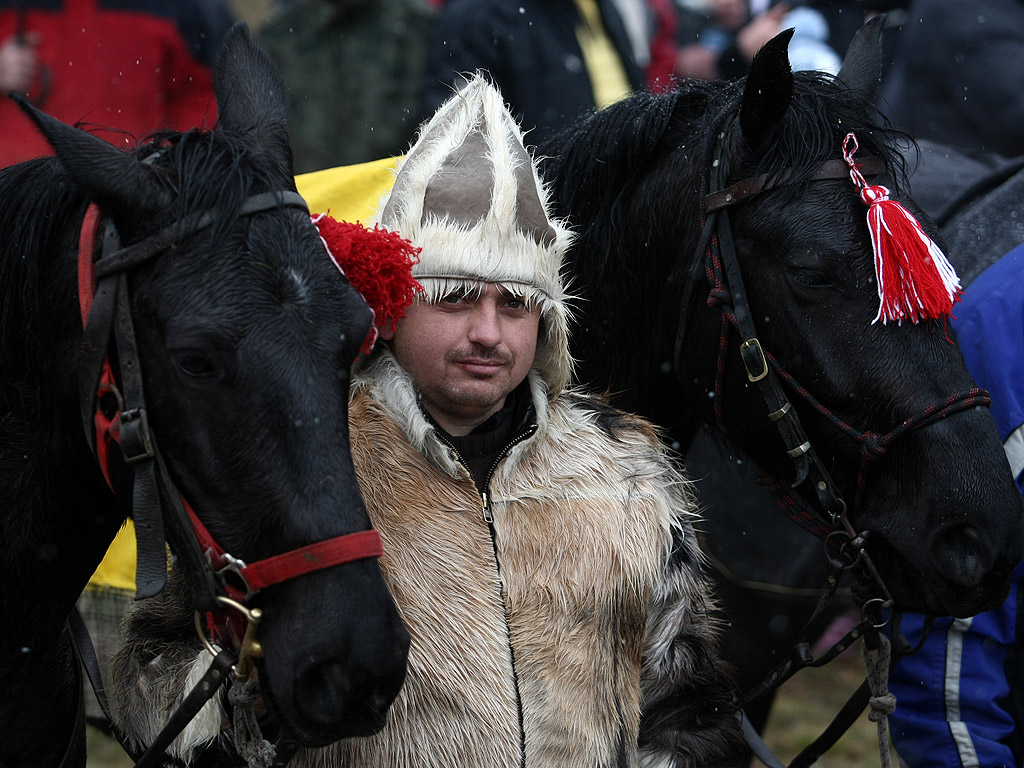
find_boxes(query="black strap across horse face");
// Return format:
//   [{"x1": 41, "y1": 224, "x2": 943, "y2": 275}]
[{"x1": 76, "y1": 192, "x2": 384, "y2": 617}]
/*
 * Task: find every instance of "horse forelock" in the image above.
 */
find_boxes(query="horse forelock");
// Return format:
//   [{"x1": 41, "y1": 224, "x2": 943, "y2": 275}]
[
  {"x1": 722, "y1": 70, "x2": 912, "y2": 193},
  {"x1": 115, "y1": 127, "x2": 313, "y2": 308},
  {"x1": 140, "y1": 129, "x2": 272, "y2": 239}
]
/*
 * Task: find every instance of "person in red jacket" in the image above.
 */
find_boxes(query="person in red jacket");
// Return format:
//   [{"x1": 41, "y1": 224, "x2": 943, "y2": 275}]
[{"x1": 0, "y1": 0, "x2": 234, "y2": 168}]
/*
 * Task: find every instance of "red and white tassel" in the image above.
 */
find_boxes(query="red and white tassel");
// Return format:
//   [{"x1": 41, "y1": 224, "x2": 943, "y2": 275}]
[
  {"x1": 843, "y1": 133, "x2": 961, "y2": 324},
  {"x1": 312, "y1": 213, "x2": 423, "y2": 354}
]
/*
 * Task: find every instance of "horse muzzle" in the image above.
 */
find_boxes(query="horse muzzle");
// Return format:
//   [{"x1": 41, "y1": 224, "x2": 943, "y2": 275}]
[
  {"x1": 253, "y1": 570, "x2": 411, "y2": 747},
  {"x1": 924, "y1": 520, "x2": 1020, "y2": 616}
]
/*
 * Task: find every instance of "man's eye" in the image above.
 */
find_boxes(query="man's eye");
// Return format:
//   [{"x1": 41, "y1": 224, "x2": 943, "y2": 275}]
[{"x1": 441, "y1": 292, "x2": 465, "y2": 304}]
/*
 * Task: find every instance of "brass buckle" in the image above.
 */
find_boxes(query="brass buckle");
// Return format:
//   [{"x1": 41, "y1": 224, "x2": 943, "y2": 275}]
[{"x1": 740, "y1": 338, "x2": 768, "y2": 382}]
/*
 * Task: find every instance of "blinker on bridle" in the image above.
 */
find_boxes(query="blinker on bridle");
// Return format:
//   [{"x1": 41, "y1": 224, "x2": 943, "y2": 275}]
[{"x1": 77, "y1": 191, "x2": 385, "y2": 767}]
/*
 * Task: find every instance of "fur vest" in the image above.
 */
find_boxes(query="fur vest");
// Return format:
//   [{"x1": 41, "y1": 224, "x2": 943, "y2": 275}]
[{"x1": 110, "y1": 352, "x2": 745, "y2": 767}]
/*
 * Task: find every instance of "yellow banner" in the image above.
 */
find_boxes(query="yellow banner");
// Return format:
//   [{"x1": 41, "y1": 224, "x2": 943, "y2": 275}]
[{"x1": 297, "y1": 155, "x2": 399, "y2": 221}]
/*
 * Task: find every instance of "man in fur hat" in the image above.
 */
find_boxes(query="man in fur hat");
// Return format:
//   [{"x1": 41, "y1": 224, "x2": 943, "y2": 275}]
[{"x1": 110, "y1": 74, "x2": 746, "y2": 767}]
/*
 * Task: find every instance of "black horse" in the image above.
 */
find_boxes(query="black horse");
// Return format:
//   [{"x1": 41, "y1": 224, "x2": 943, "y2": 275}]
[
  {"x1": 541, "y1": 17, "x2": 1024, "y2": 712},
  {"x1": 0, "y1": 24, "x2": 408, "y2": 768},
  {"x1": 672, "y1": 135, "x2": 1024, "y2": 737},
  {"x1": 682, "y1": 135, "x2": 1024, "y2": 732}
]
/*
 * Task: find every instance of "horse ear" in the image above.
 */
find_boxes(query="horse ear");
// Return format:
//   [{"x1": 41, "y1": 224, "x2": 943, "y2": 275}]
[
  {"x1": 212, "y1": 22, "x2": 293, "y2": 179},
  {"x1": 836, "y1": 15, "x2": 885, "y2": 100},
  {"x1": 10, "y1": 93, "x2": 168, "y2": 213},
  {"x1": 739, "y1": 28, "x2": 795, "y2": 153}
]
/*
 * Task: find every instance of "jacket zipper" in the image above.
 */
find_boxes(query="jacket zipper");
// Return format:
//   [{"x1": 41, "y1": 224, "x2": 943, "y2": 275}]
[
  {"x1": 434, "y1": 423, "x2": 536, "y2": 766},
  {"x1": 478, "y1": 424, "x2": 534, "y2": 767},
  {"x1": 479, "y1": 424, "x2": 534, "y2": 523},
  {"x1": 435, "y1": 424, "x2": 537, "y2": 524},
  {"x1": 481, "y1": 490, "x2": 492, "y2": 523}
]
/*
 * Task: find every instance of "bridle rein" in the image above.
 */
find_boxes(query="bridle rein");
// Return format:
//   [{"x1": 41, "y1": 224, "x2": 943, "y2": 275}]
[
  {"x1": 74, "y1": 190, "x2": 383, "y2": 766},
  {"x1": 674, "y1": 125, "x2": 990, "y2": 767}
]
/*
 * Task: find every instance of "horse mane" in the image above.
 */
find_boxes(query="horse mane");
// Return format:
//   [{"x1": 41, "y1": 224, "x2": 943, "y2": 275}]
[
  {"x1": 734, "y1": 69, "x2": 911, "y2": 188},
  {"x1": 0, "y1": 159, "x2": 87, "y2": 381},
  {"x1": 542, "y1": 85, "x2": 716, "y2": 273},
  {"x1": 544, "y1": 70, "x2": 911, "y2": 281}
]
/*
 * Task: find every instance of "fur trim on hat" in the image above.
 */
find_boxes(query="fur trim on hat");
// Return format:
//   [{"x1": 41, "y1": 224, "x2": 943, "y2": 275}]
[{"x1": 374, "y1": 74, "x2": 575, "y2": 396}]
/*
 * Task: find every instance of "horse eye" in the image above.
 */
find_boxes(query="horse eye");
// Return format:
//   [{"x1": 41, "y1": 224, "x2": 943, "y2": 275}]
[
  {"x1": 173, "y1": 351, "x2": 217, "y2": 379},
  {"x1": 789, "y1": 267, "x2": 832, "y2": 289}
]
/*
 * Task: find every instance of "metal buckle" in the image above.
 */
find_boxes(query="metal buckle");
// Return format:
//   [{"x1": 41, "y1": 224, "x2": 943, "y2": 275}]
[
  {"x1": 740, "y1": 338, "x2": 768, "y2": 382},
  {"x1": 118, "y1": 407, "x2": 155, "y2": 463},
  {"x1": 213, "y1": 551, "x2": 256, "y2": 601}
]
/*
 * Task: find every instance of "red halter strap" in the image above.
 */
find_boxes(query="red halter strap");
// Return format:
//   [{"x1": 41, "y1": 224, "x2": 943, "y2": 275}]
[
  {"x1": 185, "y1": 503, "x2": 384, "y2": 600},
  {"x1": 77, "y1": 202, "x2": 385, "y2": 609}
]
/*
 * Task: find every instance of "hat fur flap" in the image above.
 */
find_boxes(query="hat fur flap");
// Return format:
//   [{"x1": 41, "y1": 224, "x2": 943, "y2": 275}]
[{"x1": 375, "y1": 74, "x2": 575, "y2": 396}]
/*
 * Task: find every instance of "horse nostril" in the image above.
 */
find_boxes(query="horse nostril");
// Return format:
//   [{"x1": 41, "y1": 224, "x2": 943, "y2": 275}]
[
  {"x1": 929, "y1": 525, "x2": 990, "y2": 588},
  {"x1": 293, "y1": 660, "x2": 351, "y2": 726},
  {"x1": 292, "y1": 658, "x2": 399, "y2": 734}
]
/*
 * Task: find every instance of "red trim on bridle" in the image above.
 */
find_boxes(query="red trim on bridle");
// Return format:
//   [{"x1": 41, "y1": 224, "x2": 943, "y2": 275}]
[
  {"x1": 186, "y1": 503, "x2": 384, "y2": 599},
  {"x1": 77, "y1": 203, "x2": 385, "y2": 645},
  {"x1": 186, "y1": 502, "x2": 384, "y2": 647},
  {"x1": 78, "y1": 205, "x2": 120, "y2": 489}
]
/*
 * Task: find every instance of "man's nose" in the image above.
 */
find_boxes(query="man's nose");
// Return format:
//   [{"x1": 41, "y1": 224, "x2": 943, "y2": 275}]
[{"x1": 467, "y1": 301, "x2": 502, "y2": 347}]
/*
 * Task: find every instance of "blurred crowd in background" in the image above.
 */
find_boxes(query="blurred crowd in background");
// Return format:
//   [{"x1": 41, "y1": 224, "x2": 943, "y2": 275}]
[
  {"x1": 3, "y1": 0, "x2": 1022, "y2": 173},
  {"x1": 3, "y1": 2, "x2": 1024, "y2": 767}
]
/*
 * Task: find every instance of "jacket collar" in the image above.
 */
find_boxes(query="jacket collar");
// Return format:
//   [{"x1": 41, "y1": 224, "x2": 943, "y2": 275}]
[{"x1": 353, "y1": 350, "x2": 551, "y2": 478}]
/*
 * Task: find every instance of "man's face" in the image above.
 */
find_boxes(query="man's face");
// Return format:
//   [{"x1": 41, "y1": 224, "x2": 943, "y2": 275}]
[{"x1": 382, "y1": 283, "x2": 540, "y2": 436}]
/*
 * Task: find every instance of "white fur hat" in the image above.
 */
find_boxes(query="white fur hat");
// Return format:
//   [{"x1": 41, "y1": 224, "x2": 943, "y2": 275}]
[{"x1": 374, "y1": 74, "x2": 574, "y2": 397}]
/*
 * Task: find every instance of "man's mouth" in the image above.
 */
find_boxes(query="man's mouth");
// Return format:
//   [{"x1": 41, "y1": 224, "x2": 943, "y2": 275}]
[{"x1": 457, "y1": 358, "x2": 505, "y2": 375}]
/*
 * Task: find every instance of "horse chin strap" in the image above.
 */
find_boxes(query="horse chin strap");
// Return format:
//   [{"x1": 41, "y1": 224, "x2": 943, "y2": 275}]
[{"x1": 76, "y1": 193, "x2": 384, "y2": 767}]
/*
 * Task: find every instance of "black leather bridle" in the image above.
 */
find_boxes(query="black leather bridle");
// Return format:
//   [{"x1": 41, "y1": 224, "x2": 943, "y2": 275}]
[
  {"x1": 675, "y1": 120, "x2": 987, "y2": 571},
  {"x1": 673, "y1": 121, "x2": 988, "y2": 766},
  {"x1": 72, "y1": 190, "x2": 384, "y2": 768}
]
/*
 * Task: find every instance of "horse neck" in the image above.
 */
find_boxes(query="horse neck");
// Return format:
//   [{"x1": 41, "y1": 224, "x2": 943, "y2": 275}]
[
  {"x1": 572, "y1": 154, "x2": 706, "y2": 411},
  {"x1": 0, "y1": 167, "x2": 126, "y2": 643}
]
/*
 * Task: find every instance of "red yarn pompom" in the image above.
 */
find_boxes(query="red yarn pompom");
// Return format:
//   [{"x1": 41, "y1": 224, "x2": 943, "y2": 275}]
[
  {"x1": 843, "y1": 133, "x2": 961, "y2": 325},
  {"x1": 312, "y1": 213, "x2": 423, "y2": 354}
]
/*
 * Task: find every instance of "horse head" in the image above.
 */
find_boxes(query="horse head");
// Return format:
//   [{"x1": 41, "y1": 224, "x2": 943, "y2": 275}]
[
  {"x1": 12, "y1": 23, "x2": 408, "y2": 747},
  {"x1": 544, "y1": 18, "x2": 1024, "y2": 618}
]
